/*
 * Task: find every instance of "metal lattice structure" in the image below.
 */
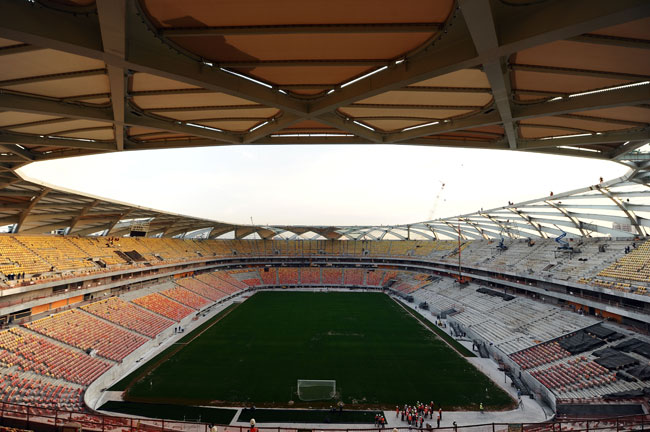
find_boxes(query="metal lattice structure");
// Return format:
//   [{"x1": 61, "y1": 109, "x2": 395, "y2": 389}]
[
  {"x1": 0, "y1": 160, "x2": 645, "y2": 240},
  {"x1": 0, "y1": 0, "x2": 648, "y2": 238}
]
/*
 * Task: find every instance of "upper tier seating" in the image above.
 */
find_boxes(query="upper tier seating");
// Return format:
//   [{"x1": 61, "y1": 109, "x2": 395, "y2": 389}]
[
  {"x1": 13, "y1": 236, "x2": 95, "y2": 273},
  {"x1": 132, "y1": 293, "x2": 194, "y2": 322},
  {"x1": 67, "y1": 237, "x2": 121, "y2": 266},
  {"x1": 81, "y1": 297, "x2": 174, "y2": 337},
  {"x1": 598, "y1": 240, "x2": 650, "y2": 283},
  {"x1": 0, "y1": 237, "x2": 640, "y2": 300},
  {"x1": 0, "y1": 236, "x2": 52, "y2": 276},
  {"x1": 25, "y1": 310, "x2": 147, "y2": 362}
]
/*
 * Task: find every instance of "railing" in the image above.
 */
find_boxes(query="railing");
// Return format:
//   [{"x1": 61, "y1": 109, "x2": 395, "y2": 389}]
[{"x1": 0, "y1": 402, "x2": 649, "y2": 432}]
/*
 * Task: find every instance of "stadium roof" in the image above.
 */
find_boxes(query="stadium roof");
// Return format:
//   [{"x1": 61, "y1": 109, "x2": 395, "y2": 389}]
[
  {"x1": 6, "y1": 159, "x2": 649, "y2": 240},
  {"x1": 0, "y1": 0, "x2": 648, "y2": 239}
]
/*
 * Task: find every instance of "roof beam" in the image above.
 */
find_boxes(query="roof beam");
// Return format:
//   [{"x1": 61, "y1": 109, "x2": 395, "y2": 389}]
[
  {"x1": 14, "y1": 187, "x2": 49, "y2": 233},
  {"x1": 209, "y1": 226, "x2": 236, "y2": 239},
  {"x1": 0, "y1": 0, "x2": 104, "y2": 60},
  {"x1": 219, "y1": 59, "x2": 391, "y2": 68},
  {"x1": 507, "y1": 208, "x2": 547, "y2": 238},
  {"x1": 162, "y1": 22, "x2": 444, "y2": 37},
  {"x1": 308, "y1": 0, "x2": 650, "y2": 117},
  {"x1": 0, "y1": 131, "x2": 116, "y2": 152},
  {"x1": 390, "y1": 84, "x2": 650, "y2": 143},
  {"x1": 316, "y1": 112, "x2": 384, "y2": 143},
  {"x1": 479, "y1": 213, "x2": 516, "y2": 238},
  {"x1": 611, "y1": 140, "x2": 650, "y2": 159},
  {"x1": 124, "y1": 110, "x2": 241, "y2": 144},
  {"x1": 545, "y1": 201, "x2": 588, "y2": 236},
  {"x1": 97, "y1": 0, "x2": 126, "y2": 151},
  {"x1": 68, "y1": 199, "x2": 100, "y2": 233},
  {"x1": 0, "y1": 43, "x2": 44, "y2": 56},
  {"x1": 104, "y1": 209, "x2": 133, "y2": 235},
  {"x1": 569, "y1": 33, "x2": 650, "y2": 50},
  {"x1": 243, "y1": 113, "x2": 303, "y2": 144},
  {"x1": 597, "y1": 187, "x2": 645, "y2": 236},
  {"x1": 459, "y1": 0, "x2": 517, "y2": 149},
  {"x1": 510, "y1": 63, "x2": 649, "y2": 81},
  {"x1": 123, "y1": 137, "x2": 232, "y2": 151},
  {"x1": 0, "y1": 92, "x2": 113, "y2": 122},
  {"x1": 19, "y1": 221, "x2": 70, "y2": 234},
  {"x1": 0, "y1": 0, "x2": 308, "y2": 116},
  {"x1": 0, "y1": 69, "x2": 106, "y2": 87},
  {"x1": 513, "y1": 85, "x2": 650, "y2": 120},
  {"x1": 461, "y1": 217, "x2": 488, "y2": 239},
  {"x1": 125, "y1": 2, "x2": 307, "y2": 116},
  {"x1": 385, "y1": 110, "x2": 502, "y2": 143},
  {"x1": 72, "y1": 223, "x2": 114, "y2": 237},
  {"x1": 518, "y1": 127, "x2": 650, "y2": 151},
  {"x1": 0, "y1": 144, "x2": 35, "y2": 161},
  {"x1": 348, "y1": 103, "x2": 484, "y2": 110}
]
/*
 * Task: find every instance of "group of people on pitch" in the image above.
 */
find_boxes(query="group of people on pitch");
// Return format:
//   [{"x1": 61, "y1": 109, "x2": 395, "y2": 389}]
[{"x1": 396, "y1": 402, "x2": 443, "y2": 428}]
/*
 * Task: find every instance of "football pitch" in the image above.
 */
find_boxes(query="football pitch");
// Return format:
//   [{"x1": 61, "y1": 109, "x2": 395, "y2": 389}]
[{"x1": 122, "y1": 291, "x2": 512, "y2": 409}]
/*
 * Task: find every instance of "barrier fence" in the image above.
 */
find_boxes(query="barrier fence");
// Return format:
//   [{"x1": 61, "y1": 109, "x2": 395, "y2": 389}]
[{"x1": 0, "y1": 402, "x2": 649, "y2": 432}]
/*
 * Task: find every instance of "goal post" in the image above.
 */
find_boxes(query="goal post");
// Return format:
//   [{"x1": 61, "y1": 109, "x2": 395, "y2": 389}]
[{"x1": 296, "y1": 379, "x2": 336, "y2": 401}]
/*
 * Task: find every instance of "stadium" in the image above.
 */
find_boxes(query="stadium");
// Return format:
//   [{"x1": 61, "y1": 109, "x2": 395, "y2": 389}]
[{"x1": 0, "y1": 1, "x2": 649, "y2": 432}]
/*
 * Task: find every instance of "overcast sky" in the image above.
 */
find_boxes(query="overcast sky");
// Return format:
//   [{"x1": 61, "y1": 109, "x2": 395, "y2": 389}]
[{"x1": 18, "y1": 145, "x2": 629, "y2": 226}]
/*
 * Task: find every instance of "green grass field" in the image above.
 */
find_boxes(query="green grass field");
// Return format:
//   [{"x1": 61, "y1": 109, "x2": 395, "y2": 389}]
[{"x1": 123, "y1": 291, "x2": 512, "y2": 410}]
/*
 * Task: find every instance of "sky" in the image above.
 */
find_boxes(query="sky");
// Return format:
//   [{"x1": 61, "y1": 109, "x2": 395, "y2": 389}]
[{"x1": 18, "y1": 145, "x2": 630, "y2": 227}]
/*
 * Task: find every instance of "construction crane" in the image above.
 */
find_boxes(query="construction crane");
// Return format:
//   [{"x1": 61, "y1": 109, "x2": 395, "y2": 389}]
[{"x1": 427, "y1": 181, "x2": 446, "y2": 220}]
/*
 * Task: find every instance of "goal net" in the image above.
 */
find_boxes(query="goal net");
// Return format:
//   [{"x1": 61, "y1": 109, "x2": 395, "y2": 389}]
[{"x1": 297, "y1": 379, "x2": 336, "y2": 401}]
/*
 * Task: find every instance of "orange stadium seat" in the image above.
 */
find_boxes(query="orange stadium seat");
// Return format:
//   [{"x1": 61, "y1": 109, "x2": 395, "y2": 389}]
[
  {"x1": 24, "y1": 310, "x2": 147, "y2": 362},
  {"x1": 81, "y1": 297, "x2": 174, "y2": 338},
  {"x1": 0, "y1": 328, "x2": 111, "y2": 386},
  {"x1": 300, "y1": 268, "x2": 320, "y2": 284},
  {"x1": 132, "y1": 293, "x2": 194, "y2": 322},
  {"x1": 175, "y1": 277, "x2": 227, "y2": 301},
  {"x1": 160, "y1": 286, "x2": 211, "y2": 310}
]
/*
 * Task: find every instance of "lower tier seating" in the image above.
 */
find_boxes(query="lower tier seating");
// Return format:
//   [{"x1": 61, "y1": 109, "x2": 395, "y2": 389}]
[
  {"x1": 0, "y1": 328, "x2": 112, "y2": 385},
  {"x1": 132, "y1": 293, "x2": 194, "y2": 322},
  {"x1": 0, "y1": 372, "x2": 84, "y2": 411},
  {"x1": 160, "y1": 286, "x2": 211, "y2": 310},
  {"x1": 24, "y1": 310, "x2": 147, "y2": 362},
  {"x1": 81, "y1": 297, "x2": 174, "y2": 338}
]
